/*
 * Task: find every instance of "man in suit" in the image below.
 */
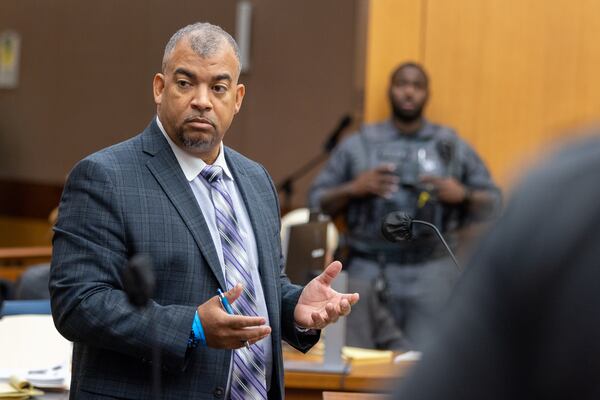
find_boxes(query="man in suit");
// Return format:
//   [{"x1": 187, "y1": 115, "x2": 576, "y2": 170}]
[{"x1": 49, "y1": 22, "x2": 359, "y2": 400}]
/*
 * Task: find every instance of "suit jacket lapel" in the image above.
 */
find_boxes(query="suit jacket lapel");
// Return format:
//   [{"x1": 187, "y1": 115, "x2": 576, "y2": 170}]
[{"x1": 142, "y1": 121, "x2": 226, "y2": 289}]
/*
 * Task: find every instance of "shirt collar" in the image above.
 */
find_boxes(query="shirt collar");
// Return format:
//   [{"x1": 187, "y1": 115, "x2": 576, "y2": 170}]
[
  {"x1": 386, "y1": 118, "x2": 434, "y2": 140},
  {"x1": 156, "y1": 116, "x2": 234, "y2": 182}
]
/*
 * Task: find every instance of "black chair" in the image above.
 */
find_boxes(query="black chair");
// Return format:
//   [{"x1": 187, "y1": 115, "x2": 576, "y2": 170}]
[{"x1": 12, "y1": 263, "x2": 51, "y2": 300}]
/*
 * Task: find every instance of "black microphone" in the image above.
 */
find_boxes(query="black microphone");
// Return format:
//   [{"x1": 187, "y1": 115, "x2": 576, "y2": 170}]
[
  {"x1": 122, "y1": 254, "x2": 155, "y2": 308},
  {"x1": 381, "y1": 211, "x2": 461, "y2": 270},
  {"x1": 121, "y1": 254, "x2": 160, "y2": 400},
  {"x1": 324, "y1": 114, "x2": 353, "y2": 153}
]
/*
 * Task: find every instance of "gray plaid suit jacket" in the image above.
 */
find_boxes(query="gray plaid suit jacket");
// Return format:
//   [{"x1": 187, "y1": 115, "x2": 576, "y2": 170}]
[{"x1": 49, "y1": 119, "x2": 319, "y2": 399}]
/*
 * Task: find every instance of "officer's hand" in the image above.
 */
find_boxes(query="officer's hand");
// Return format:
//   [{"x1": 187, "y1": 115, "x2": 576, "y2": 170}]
[
  {"x1": 350, "y1": 163, "x2": 400, "y2": 199},
  {"x1": 420, "y1": 176, "x2": 467, "y2": 204},
  {"x1": 196, "y1": 284, "x2": 271, "y2": 349}
]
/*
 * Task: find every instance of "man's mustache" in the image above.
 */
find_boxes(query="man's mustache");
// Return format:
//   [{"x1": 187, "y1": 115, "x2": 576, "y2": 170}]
[{"x1": 184, "y1": 115, "x2": 216, "y2": 127}]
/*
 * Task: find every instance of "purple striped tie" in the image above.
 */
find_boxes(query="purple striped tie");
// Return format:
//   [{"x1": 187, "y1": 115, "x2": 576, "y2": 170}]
[{"x1": 200, "y1": 165, "x2": 267, "y2": 400}]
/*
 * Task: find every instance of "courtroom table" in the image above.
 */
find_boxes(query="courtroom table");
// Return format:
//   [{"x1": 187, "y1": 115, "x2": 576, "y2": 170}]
[
  {"x1": 35, "y1": 392, "x2": 68, "y2": 400},
  {"x1": 323, "y1": 392, "x2": 391, "y2": 400},
  {"x1": 32, "y1": 348, "x2": 411, "y2": 400},
  {"x1": 284, "y1": 346, "x2": 413, "y2": 400}
]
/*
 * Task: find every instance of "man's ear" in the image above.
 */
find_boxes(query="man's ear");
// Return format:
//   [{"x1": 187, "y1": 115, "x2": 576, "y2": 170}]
[
  {"x1": 234, "y1": 83, "x2": 245, "y2": 114},
  {"x1": 153, "y1": 73, "x2": 165, "y2": 105}
]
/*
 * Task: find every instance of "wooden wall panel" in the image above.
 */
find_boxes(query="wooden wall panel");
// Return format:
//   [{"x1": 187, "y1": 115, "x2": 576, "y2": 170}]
[
  {"x1": 365, "y1": 0, "x2": 600, "y2": 189},
  {"x1": 0, "y1": 0, "x2": 363, "y2": 213},
  {"x1": 364, "y1": 0, "x2": 424, "y2": 123}
]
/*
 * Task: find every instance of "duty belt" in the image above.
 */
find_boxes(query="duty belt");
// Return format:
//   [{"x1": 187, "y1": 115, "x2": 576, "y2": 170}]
[{"x1": 346, "y1": 237, "x2": 447, "y2": 265}]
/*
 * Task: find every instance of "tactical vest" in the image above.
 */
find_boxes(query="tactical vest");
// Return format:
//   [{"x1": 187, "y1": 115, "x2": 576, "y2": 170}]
[{"x1": 344, "y1": 123, "x2": 465, "y2": 257}]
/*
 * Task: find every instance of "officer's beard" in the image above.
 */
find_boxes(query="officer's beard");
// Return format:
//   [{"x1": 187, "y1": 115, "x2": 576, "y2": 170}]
[{"x1": 391, "y1": 102, "x2": 425, "y2": 124}]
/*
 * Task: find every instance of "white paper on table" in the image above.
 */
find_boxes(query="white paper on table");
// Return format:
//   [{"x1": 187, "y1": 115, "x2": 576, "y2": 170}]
[
  {"x1": 393, "y1": 350, "x2": 422, "y2": 364},
  {"x1": 0, "y1": 315, "x2": 72, "y2": 388}
]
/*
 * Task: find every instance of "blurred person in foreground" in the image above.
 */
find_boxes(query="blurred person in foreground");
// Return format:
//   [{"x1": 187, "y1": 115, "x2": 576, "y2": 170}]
[
  {"x1": 309, "y1": 62, "x2": 500, "y2": 346},
  {"x1": 396, "y1": 132, "x2": 600, "y2": 399},
  {"x1": 50, "y1": 22, "x2": 358, "y2": 400}
]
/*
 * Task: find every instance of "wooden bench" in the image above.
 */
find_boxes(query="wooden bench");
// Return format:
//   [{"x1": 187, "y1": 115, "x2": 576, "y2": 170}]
[{"x1": 0, "y1": 246, "x2": 52, "y2": 281}]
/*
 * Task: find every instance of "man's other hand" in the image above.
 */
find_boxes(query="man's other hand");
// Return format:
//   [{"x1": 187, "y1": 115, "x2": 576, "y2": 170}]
[{"x1": 294, "y1": 261, "x2": 360, "y2": 330}]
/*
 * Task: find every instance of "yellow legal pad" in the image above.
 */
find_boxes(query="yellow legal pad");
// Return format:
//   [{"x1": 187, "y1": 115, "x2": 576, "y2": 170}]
[
  {"x1": 341, "y1": 346, "x2": 394, "y2": 363},
  {"x1": 0, "y1": 376, "x2": 44, "y2": 400}
]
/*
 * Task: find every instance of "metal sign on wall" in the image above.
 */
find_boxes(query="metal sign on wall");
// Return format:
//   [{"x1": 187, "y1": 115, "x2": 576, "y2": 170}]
[{"x1": 0, "y1": 30, "x2": 21, "y2": 89}]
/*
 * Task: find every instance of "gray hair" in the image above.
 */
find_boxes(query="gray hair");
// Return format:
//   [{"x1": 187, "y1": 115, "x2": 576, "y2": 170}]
[{"x1": 161, "y1": 22, "x2": 241, "y2": 73}]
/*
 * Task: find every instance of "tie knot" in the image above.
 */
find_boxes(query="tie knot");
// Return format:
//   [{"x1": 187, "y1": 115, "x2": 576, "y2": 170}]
[{"x1": 200, "y1": 165, "x2": 223, "y2": 183}]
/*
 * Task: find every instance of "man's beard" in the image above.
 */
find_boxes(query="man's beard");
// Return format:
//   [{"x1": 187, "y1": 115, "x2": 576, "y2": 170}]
[
  {"x1": 177, "y1": 129, "x2": 215, "y2": 151},
  {"x1": 391, "y1": 103, "x2": 424, "y2": 123}
]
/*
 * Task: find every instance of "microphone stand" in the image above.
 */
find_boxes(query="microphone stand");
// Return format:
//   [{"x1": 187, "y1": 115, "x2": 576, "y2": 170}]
[
  {"x1": 276, "y1": 115, "x2": 352, "y2": 212},
  {"x1": 277, "y1": 152, "x2": 330, "y2": 212},
  {"x1": 411, "y1": 219, "x2": 461, "y2": 271},
  {"x1": 382, "y1": 211, "x2": 462, "y2": 271},
  {"x1": 122, "y1": 255, "x2": 160, "y2": 400}
]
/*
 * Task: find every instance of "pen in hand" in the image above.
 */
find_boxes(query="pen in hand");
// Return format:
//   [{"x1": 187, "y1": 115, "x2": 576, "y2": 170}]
[
  {"x1": 217, "y1": 288, "x2": 235, "y2": 314},
  {"x1": 217, "y1": 288, "x2": 251, "y2": 350}
]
